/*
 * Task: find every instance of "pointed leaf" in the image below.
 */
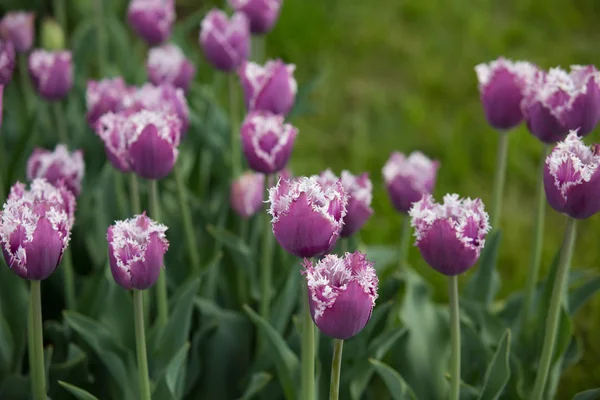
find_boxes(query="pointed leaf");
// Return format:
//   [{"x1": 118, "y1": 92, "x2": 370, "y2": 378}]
[
  {"x1": 238, "y1": 372, "x2": 273, "y2": 400},
  {"x1": 271, "y1": 265, "x2": 301, "y2": 334},
  {"x1": 477, "y1": 330, "x2": 511, "y2": 400},
  {"x1": 464, "y1": 230, "x2": 502, "y2": 305},
  {"x1": 569, "y1": 275, "x2": 600, "y2": 315},
  {"x1": 58, "y1": 381, "x2": 99, "y2": 400},
  {"x1": 369, "y1": 358, "x2": 417, "y2": 400},
  {"x1": 573, "y1": 388, "x2": 600, "y2": 400},
  {"x1": 166, "y1": 343, "x2": 190, "y2": 398}
]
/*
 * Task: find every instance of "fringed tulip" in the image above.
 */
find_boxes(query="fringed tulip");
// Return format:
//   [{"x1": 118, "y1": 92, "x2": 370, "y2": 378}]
[
  {"x1": 95, "y1": 111, "x2": 133, "y2": 173},
  {"x1": 86, "y1": 77, "x2": 128, "y2": 128},
  {"x1": 0, "y1": 39, "x2": 15, "y2": 85},
  {"x1": 228, "y1": 0, "x2": 282, "y2": 34},
  {"x1": 146, "y1": 43, "x2": 195, "y2": 92},
  {"x1": 28, "y1": 50, "x2": 73, "y2": 101},
  {"x1": 127, "y1": 0, "x2": 175, "y2": 45},
  {"x1": 200, "y1": 10, "x2": 250, "y2": 72},
  {"x1": 0, "y1": 12, "x2": 34, "y2": 53},
  {"x1": 239, "y1": 59, "x2": 296, "y2": 115},
  {"x1": 230, "y1": 171, "x2": 265, "y2": 218},
  {"x1": 26, "y1": 145, "x2": 85, "y2": 197}
]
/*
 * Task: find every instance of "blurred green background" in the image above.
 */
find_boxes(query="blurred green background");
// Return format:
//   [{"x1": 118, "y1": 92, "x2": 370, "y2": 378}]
[{"x1": 3, "y1": 0, "x2": 600, "y2": 396}]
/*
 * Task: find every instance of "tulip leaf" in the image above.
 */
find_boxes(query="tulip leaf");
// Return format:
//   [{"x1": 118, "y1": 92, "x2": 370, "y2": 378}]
[
  {"x1": 58, "y1": 381, "x2": 99, "y2": 400},
  {"x1": 243, "y1": 305, "x2": 299, "y2": 400},
  {"x1": 363, "y1": 245, "x2": 401, "y2": 274},
  {"x1": 0, "y1": 374, "x2": 30, "y2": 400},
  {"x1": 569, "y1": 275, "x2": 600, "y2": 315},
  {"x1": 238, "y1": 371, "x2": 273, "y2": 400},
  {"x1": 477, "y1": 330, "x2": 511, "y2": 400},
  {"x1": 152, "y1": 342, "x2": 190, "y2": 400},
  {"x1": 0, "y1": 260, "x2": 28, "y2": 372},
  {"x1": 464, "y1": 230, "x2": 502, "y2": 306},
  {"x1": 0, "y1": 311, "x2": 14, "y2": 375},
  {"x1": 572, "y1": 388, "x2": 600, "y2": 400},
  {"x1": 271, "y1": 264, "x2": 302, "y2": 334},
  {"x1": 369, "y1": 358, "x2": 417, "y2": 400}
]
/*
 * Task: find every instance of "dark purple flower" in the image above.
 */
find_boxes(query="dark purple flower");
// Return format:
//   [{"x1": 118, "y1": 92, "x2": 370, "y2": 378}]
[
  {"x1": 230, "y1": 171, "x2": 265, "y2": 218},
  {"x1": 239, "y1": 59, "x2": 296, "y2": 115},
  {"x1": 543, "y1": 131, "x2": 600, "y2": 219},
  {"x1": 86, "y1": 77, "x2": 128, "y2": 128},
  {"x1": 228, "y1": 0, "x2": 282, "y2": 34},
  {"x1": 0, "y1": 39, "x2": 15, "y2": 85},
  {"x1": 26, "y1": 145, "x2": 85, "y2": 197},
  {"x1": 95, "y1": 112, "x2": 133, "y2": 173},
  {"x1": 382, "y1": 151, "x2": 439, "y2": 214},
  {"x1": 240, "y1": 111, "x2": 298, "y2": 174},
  {"x1": 268, "y1": 176, "x2": 347, "y2": 258},
  {"x1": 0, "y1": 179, "x2": 73, "y2": 280},
  {"x1": 303, "y1": 252, "x2": 378, "y2": 340},
  {"x1": 107, "y1": 213, "x2": 169, "y2": 290},
  {"x1": 475, "y1": 57, "x2": 538, "y2": 131},
  {"x1": 127, "y1": 0, "x2": 175, "y2": 45},
  {"x1": 0, "y1": 12, "x2": 35, "y2": 53},
  {"x1": 200, "y1": 10, "x2": 250, "y2": 72},
  {"x1": 28, "y1": 50, "x2": 73, "y2": 101},
  {"x1": 409, "y1": 194, "x2": 490, "y2": 276},
  {"x1": 147, "y1": 43, "x2": 196, "y2": 92}
]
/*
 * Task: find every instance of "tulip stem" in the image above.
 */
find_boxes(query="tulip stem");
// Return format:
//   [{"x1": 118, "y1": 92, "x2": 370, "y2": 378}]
[
  {"x1": 490, "y1": 131, "x2": 509, "y2": 229},
  {"x1": 18, "y1": 53, "x2": 34, "y2": 114},
  {"x1": 114, "y1": 170, "x2": 128, "y2": 218},
  {"x1": 520, "y1": 144, "x2": 549, "y2": 333},
  {"x1": 94, "y1": 0, "x2": 106, "y2": 76},
  {"x1": 129, "y1": 173, "x2": 141, "y2": 214},
  {"x1": 149, "y1": 179, "x2": 168, "y2": 328},
  {"x1": 260, "y1": 181, "x2": 274, "y2": 319},
  {"x1": 399, "y1": 214, "x2": 411, "y2": 268},
  {"x1": 531, "y1": 217, "x2": 577, "y2": 400},
  {"x1": 133, "y1": 289, "x2": 151, "y2": 400},
  {"x1": 329, "y1": 339, "x2": 344, "y2": 400},
  {"x1": 30, "y1": 280, "x2": 46, "y2": 400},
  {"x1": 54, "y1": 0, "x2": 67, "y2": 34},
  {"x1": 251, "y1": 36, "x2": 265, "y2": 63},
  {"x1": 229, "y1": 74, "x2": 241, "y2": 177},
  {"x1": 174, "y1": 163, "x2": 201, "y2": 274},
  {"x1": 62, "y1": 247, "x2": 76, "y2": 310},
  {"x1": 52, "y1": 101, "x2": 68, "y2": 144},
  {"x1": 448, "y1": 275, "x2": 460, "y2": 400},
  {"x1": 237, "y1": 217, "x2": 249, "y2": 306},
  {"x1": 301, "y1": 282, "x2": 315, "y2": 400}
]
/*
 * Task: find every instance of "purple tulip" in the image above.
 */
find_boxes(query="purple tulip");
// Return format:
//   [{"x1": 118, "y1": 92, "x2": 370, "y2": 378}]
[
  {"x1": 409, "y1": 194, "x2": 490, "y2": 276},
  {"x1": 28, "y1": 50, "x2": 73, "y2": 101},
  {"x1": 475, "y1": 57, "x2": 538, "y2": 131},
  {"x1": 240, "y1": 111, "x2": 298, "y2": 174},
  {"x1": 86, "y1": 77, "x2": 129, "y2": 128},
  {"x1": 382, "y1": 151, "x2": 439, "y2": 214},
  {"x1": 228, "y1": 0, "x2": 282, "y2": 34},
  {"x1": 543, "y1": 131, "x2": 600, "y2": 219},
  {"x1": 147, "y1": 43, "x2": 196, "y2": 92},
  {"x1": 107, "y1": 213, "x2": 169, "y2": 290},
  {"x1": 0, "y1": 179, "x2": 74, "y2": 280},
  {"x1": 303, "y1": 251, "x2": 378, "y2": 340},
  {"x1": 268, "y1": 176, "x2": 347, "y2": 258},
  {"x1": 26, "y1": 145, "x2": 85, "y2": 198},
  {"x1": 199, "y1": 10, "x2": 250, "y2": 72},
  {"x1": 125, "y1": 110, "x2": 182, "y2": 180},
  {"x1": 239, "y1": 59, "x2": 296, "y2": 115},
  {"x1": 0, "y1": 39, "x2": 15, "y2": 85},
  {"x1": 0, "y1": 12, "x2": 35, "y2": 53},
  {"x1": 230, "y1": 171, "x2": 265, "y2": 218},
  {"x1": 95, "y1": 111, "x2": 134, "y2": 173},
  {"x1": 127, "y1": 0, "x2": 175, "y2": 45}
]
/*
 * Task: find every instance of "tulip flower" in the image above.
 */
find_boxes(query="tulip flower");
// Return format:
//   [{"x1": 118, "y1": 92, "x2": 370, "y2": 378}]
[
  {"x1": 127, "y1": 0, "x2": 175, "y2": 45},
  {"x1": 228, "y1": 0, "x2": 282, "y2": 34},
  {"x1": 230, "y1": 171, "x2": 265, "y2": 218},
  {"x1": 0, "y1": 39, "x2": 15, "y2": 85},
  {"x1": 200, "y1": 10, "x2": 251, "y2": 72},
  {"x1": 28, "y1": 49, "x2": 73, "y2": 101},
  {"x1": 26, "y1": 145, "x2": 85, "y2": 198},
  {"x1": 146, "y1": 43, "x2": 196, "y2": 92},
  {"x1": 239, "y1": 59, "x2": 296, "y2": 115},
  {"x1": 95, "y1": 111, "x2": 133, "y2": 173},
  {"x1": 86, "y1": 77, "x2": 129, "y2": 128},
  {"x1": 0, "y1": 12, "x2": 35, "y2": 53}
]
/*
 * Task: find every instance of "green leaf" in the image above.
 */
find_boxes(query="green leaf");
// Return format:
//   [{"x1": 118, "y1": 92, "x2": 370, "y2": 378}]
[
  {"x1": 477, "y1": 330, "x2": 511, "y2": 400},
  {"x1": 238, "y1": 372, "x2": 273, "y2": 400},
  {"x1": 0, "y1": 311, "x2": 15, "y2": 375},
  {"x1": 152, "y1": 343, "x2": 190, "y2": 400},
  {"x1": 243, "y1": 305, "x2": 299, "y2": 400},
  {"x1": 270, "y1": 265, "x2": 301, "y2": 334},
  {"x1": 0, "y1": 374, "x2": 30, "y2": 400},
  {"x1": 572, "y1": 388, "x2": 600, "y2": 400},
  {"x1": 206, "y1": 225, "x2": 255, "y2": 273},
  {"x1": 363, "y1": 245, "x2": 401, "y2": 274},
  {"x1": 369, "y1": 358, "x2": 417, "y2": 400},
  {"x1": 569, "y1": 275, "x2": 600, "y2": 315},
  {"x1": 464, "y1": 230, "x2": 502, "y2": 306},
  {"x1": 0, "y1": 259, "x2": 28, "y2": 372},
  {"x1": 58, "y1": 381, "x2": 99, "y2": 400},
  {"x1": 551, "y1": 307, "x2": 573, "y2": 366}
]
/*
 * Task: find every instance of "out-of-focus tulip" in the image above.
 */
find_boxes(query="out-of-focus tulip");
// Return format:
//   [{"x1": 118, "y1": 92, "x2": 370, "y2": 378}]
[
  {"x1": 228, "y1": 0, "x2": 282, "y2": 34},
  {"x1": 230, "y1": 171, "x2": 265, "y2": 218},
  {"x1": 200, "y1": 10, "x2": 250, "y2": 72},
  {"x1": 127, "y1": 0, "x2": 175, "y2": 45},
  {"x1": 239, "y1": 59, "x2": 296, "y2": 115},
  {"x1": 28, "y1": 49, "x2": 73, "y2": 100},
  {"x1": 146, "y1": 43, "x2": 196, "y2": 92},
  {"x1": 26, "y1": 145, "x2": 85, "y2": 198},
  {"x1": 0, "y1": 12, "x2": 35, "y2": 53},
  {"x1": 86, "y1": 77, "x2": 128, "y2": 128},
  {"x1": 0, "y1": 39, "x2": 15, "y2": 85},
  {"x1": 40, "y1": 18, "x2": 65, "y2": 50}
]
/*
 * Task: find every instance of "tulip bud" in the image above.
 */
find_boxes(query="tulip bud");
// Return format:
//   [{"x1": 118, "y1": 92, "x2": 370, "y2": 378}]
[
  {"x1": 543, "y1": 131, "x2": 600, "y2": 219},
  {"x1": 303, "y1": 251, "x2": 378, "y2": 340},
  {"x1": 409, "y1": 194, "x2": 490, "y2": 276},
  {"x1": 228, "y1": 0, "x2": 282, "y2": 34},
  {"x1": 95, "y1": 111, "x2": 133, "y2": 173},
  {"x1": 0, "y1": 39, "x2": 15, "y2": 85},
  {"x1": 268, "y1": 176, "x2": 347, "y2": 258},
  {"x1": 26, "y1": 145, "x2": 85, "y2": 198},
  {"x1": 240, "y1": 111, "x2": 298, "y2": 174},
  {"x1": 239, "y1": 59, "x2": 296, "y2": 115},
  {"x1": 146, "y1": 43, "x2": 196, "y2": 92},
  {"x1": 0, "y1": 12, "x2": 35, "y2": 53},
  {"x1": 0, "y1": 179, "x2": 74, "y2": 280},
  {"x1": 40, "y1": 18, "x2": 65, "y2": 50},
  {"x1": 28, "y1": 50, "x2": 73, "y2": 101},
  {"x1": 107, "y1": 213, "x2": 169, "y2": 290},
  {"x1": 125, "y1": 110, "x2": 182, "y2": 180},
  {"x1": 382, "y1": 151, "x2": 439, "y2": 214},
  {"x1": 127, "y1": 0, "x2": 175, "y2": 46},
  {"x1": 199, "y1": 10, "x2": 250, "y2": 72},
  {"x1": 230, "y1": 171, "x2": 265, "y2": 218},
  {"x1": 86, "y1": 77, "x2": 129, "y2": 128}
]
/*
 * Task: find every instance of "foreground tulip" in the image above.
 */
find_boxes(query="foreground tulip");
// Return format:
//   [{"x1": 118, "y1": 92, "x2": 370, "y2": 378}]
[
  {"x1": 95, "y1": 111, "x2": 133, "y2": 173},
  {"x1": 240, "y1": 111, "x2": 298, "y2": 174},
  {"x1": 28, "y1": 49, "x2": 73, "y2": 101},
  {"x1": 86, "y1": 77, "x2": 128, "y2": 127},
  {"x1": 147, "y1": 43, "x2": 195, "y2": 92},
  {"x1": 200, "y1": 10, "x2": 250, "y2": 72},
  {"x1": 230, "y1": 171, "x2": 265, "y2": 218},
  {"x1": 26, "y1": 145, "x2": 85, "y2": 197},
  {"x1": 239, "y1": 59, "x2": 296, "y2": 115},
  {"x1": 228, "y1": 0, "x2": 282, "y2": 34},
  {"x1": 268, "y1": 176, "x2": 347, "y2": 258},
  {"x1": 127, "y1": 0, "x2": 175, "y2": 45},
  {"x1": 0, "y1": 39, "x2": 15, "y2": 85},
  {"x1": 0, "y1": 12, "x2": 35, "y2": 53}
]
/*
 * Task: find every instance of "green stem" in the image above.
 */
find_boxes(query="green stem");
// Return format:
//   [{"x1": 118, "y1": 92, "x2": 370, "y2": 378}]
[
  {"x1": 490, "y1": 132, "x2": 509, "y2": 229},
  {"x1": 114, "y1": 170, "x2": 128, "y2": 218},
  {"x1": 62, "y1": 248, "x2": 76, "y2": 310},
  {"x1": 54, "y1": 0, "x2": 67, "y2": 35},
  {"x1": 27, "y1": 290, "x2": 35, "y2": 395},
  {"x1": 129, "y1": 173, "x2": 141, "y2": 214},
  {"x1": 133, "y1": 290, "x2": 151, "y2": 400},
  {"x1": 301, "y1": 282, "x2": 315, "y2": 400},
  {"x1": 251, "y1": 36, "x2": 265, "y2": 63},
  {"x1": 174, "y1": 164, "x2": 201, "y2": 274},
  {"x1": 52, "y1": 101, "x2": 68, "y2": 144},
  {"x1": 260, "y1": 179, "x2": 274, "y2": 319},
  {"x1": 329, "y1": 339, "x2": 344, "y2": 400},
  {"x1": 94, "y1": 0, "x2": 106, "y2": 76},
  {"x1": 149, "y1": 180, "x2": 168, "y2": 328},
  {"x1": 237, "y1": 218, "x2": 249, "y2": 306},
  {"x1": 19, "y1": 53, "x2": 34, "y2": 114},
  {"x1": 531, "y1": 218, "x2": 577, "y2": 400},
  {"x1": 520, "y1": 144, "x2": 549, "y2": 332},
  {"x1": 448, "y1": 275, "x2": 460, "y2": 400},
  {"x1": 229, "y1": 74, "x2": 241, "y2": 177},
  {"x1": 399, "y1": 214, "x2": 411, "y2": 268},
  {"x1": 30, "y1": 281, "x2": 46, "y2": 400}
]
